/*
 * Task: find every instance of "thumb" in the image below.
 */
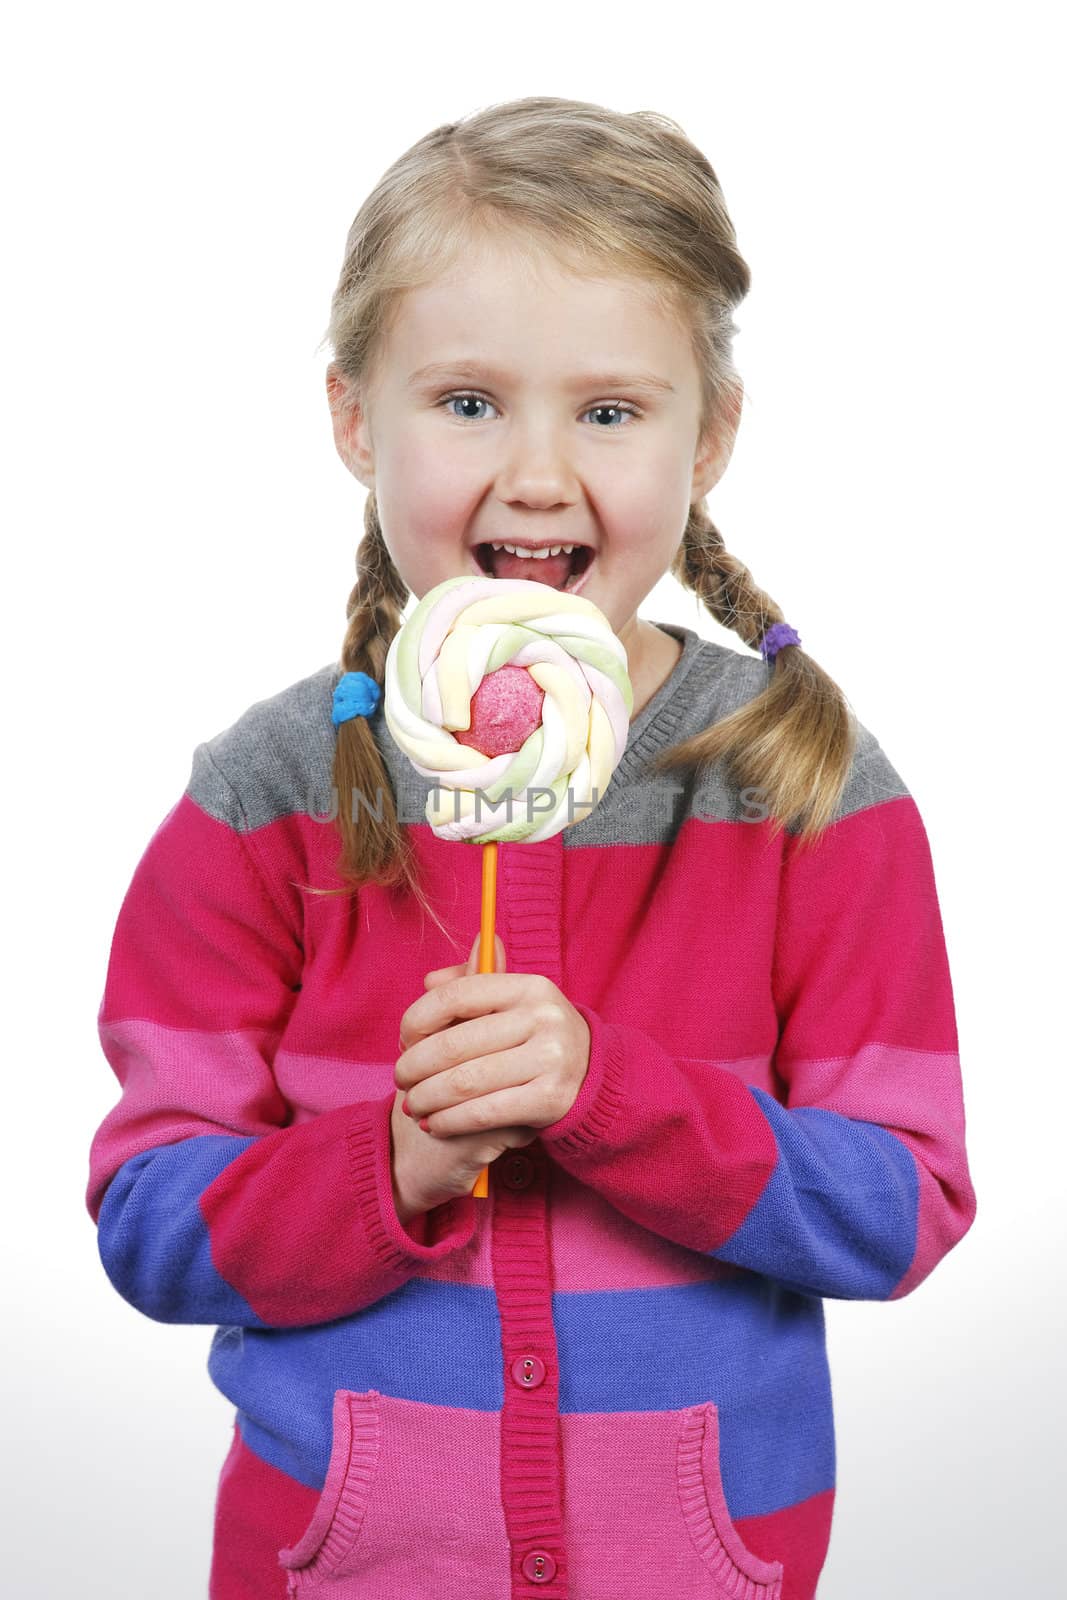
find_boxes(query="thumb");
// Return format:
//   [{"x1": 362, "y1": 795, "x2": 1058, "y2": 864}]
[
  {"x1": 423, "y1": 933, "x2": 506, "y2": 989},
  {"x1": 466, "y1": 932, "x2": 506, "y2": 975}
]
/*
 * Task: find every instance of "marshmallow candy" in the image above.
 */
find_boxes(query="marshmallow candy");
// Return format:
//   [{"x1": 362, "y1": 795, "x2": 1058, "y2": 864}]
[{"x1": 384, "y1": 575, "x2": 633, "y2": 843}]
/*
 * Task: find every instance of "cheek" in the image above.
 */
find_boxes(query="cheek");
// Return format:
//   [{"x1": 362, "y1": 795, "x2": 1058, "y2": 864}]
[
  {"x1": 607, "y1": 496, "x2": 686, "y2": 564},
  {"x1": 596, "y1": 440, "x2": 692, "y2": 525},
  {"x1": 388, "y1": 431, "x2": 481, "y2": 516},
  {"x1": 617, "y1": 465, "x2": 693, "y2": 551},
  {"x1": 380, "y1": 435, "x2": 438, "y2": 505},
  {"x1": 377, "y1": 449, "x2": 476, "y2": 562}
]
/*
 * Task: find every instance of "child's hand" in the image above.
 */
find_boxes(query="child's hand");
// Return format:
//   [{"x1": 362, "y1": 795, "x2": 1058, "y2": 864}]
[
  {"x1": 395, "y1": 937, "x2": 591, "y2": 1138},
  {"x1": 389, "y1": 934, "x2": 542, "y2": 1222}
]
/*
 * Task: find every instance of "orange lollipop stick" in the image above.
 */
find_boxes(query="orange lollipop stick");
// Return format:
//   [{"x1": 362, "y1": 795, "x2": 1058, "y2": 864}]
[
  {"x1": 471, "y1": 840, "x2": 498, "y2": 1199},
  {"x1": 382, "y1": 577, "x2": 632, "y2": 1203}
]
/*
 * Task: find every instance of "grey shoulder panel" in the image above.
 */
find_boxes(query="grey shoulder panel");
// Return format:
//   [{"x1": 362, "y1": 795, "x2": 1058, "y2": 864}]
[
  {"x1": 684, "y1": 652, "x2": 912, "y2": 831},
  {"x1": 670, "y1": 638, "x2": 773, "y2": 734},
  {"x1": 676, "y1": 641, "x2": 786, "y2": 832},
  {"x1": 573, "y1": 636, "x2": 912, "y2": 844},
  {"x1": 566, "y1": 638, "x2": 778, "y2": 844},
  {"x1": 178, "y1": 639, "x2": 913, "y2": 848},
  {"x1": 831, "y1": 721, "x2": 911, "y2": 823},
  {"x1": 186, "y1": 661, "x2": 342, "y2": 831}
]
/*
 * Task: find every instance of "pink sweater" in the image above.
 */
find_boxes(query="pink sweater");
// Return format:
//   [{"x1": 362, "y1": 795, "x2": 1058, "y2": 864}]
[{"x1": 87, "y1": 623, "x2": 977, "y2": 1599}]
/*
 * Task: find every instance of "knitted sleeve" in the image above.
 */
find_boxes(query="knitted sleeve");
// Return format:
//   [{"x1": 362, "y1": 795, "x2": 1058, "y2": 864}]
[
  {"x1": 539, "y1": 744, "x2": 977, "y2": 1302},
  {"x1": 86, "y1": 742, "x2": 476, "y2": 1329}
]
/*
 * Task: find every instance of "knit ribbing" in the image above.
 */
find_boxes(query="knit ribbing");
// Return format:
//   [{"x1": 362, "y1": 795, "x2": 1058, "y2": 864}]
[
  {"x1": 493, "y1": 1147, "x2": 568, "y2": 1598},
  {"x1": 612, "y1": 623, "x2": 710, "y2": 788},
  {"x1": 492, "y1": 821, "x2": 569, "y2": 1593},
  {"x1": 277, "y1": 1389, "x2": 381, "y2": 1574},
  {"x1": 676, "y1": 1405, "x2": 784, "y2": 1597},
  {"x1": 346, "y1": 1098, "x2": 478, "y2": 1270},
  {"x1": 500, "y1": 835, "x2": 563, "y2": 985}
]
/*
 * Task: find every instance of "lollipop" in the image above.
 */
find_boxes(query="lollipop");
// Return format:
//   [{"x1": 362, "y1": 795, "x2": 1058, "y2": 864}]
[{"x1": 384, "y1": 573, "x2": 633, "y2": 1195}]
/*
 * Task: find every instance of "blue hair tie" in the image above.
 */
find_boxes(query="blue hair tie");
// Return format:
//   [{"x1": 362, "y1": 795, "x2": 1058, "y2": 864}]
[{"x1": 332, "y1": 670, "x2": 382, "y2": 727}]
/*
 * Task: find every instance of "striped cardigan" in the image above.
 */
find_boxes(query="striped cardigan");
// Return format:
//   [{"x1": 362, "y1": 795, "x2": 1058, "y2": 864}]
[{"x1": 87, "y1": 622, "x2": 977, "y2": 1600}]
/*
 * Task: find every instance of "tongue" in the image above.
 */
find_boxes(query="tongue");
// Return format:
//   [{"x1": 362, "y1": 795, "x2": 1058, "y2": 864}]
[{"x1": 491, "y1": 549, "x2": 572, "y2": 588}]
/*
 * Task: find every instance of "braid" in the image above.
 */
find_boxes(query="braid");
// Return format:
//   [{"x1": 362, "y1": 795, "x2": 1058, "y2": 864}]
[
  {"x1": 670, "y1": 508, "x2": 780, "y2": 651},
  {"x1": 339, "y1": 496, "x2": 409, "y2": 679},
  {"x1": 655, "y1": 505, "x2": 858, "y2": 847},
  {"x1": 301, "y1": 497, "x2": 447, "y2": 929}
]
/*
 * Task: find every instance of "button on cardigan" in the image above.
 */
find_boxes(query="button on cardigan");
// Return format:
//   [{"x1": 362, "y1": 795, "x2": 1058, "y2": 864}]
[{"x1": 87, "y1": 621, "x2": 977, "y2": 1599}]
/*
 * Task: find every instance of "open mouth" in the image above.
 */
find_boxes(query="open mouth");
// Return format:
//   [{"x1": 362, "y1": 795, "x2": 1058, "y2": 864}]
[{"x1": 473, "y1": 542, "x2": 595, "y2": 593}]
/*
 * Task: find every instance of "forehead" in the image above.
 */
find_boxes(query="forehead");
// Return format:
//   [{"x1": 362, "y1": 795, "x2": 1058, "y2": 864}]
[{"x1": 379, "y1": 233, "x2": 691, "y2": 389}]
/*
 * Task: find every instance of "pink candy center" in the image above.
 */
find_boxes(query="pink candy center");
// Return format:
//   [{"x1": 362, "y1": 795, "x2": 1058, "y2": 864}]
[{"x1": 453, "y1": 665, "x2": 546, "y2": 758}]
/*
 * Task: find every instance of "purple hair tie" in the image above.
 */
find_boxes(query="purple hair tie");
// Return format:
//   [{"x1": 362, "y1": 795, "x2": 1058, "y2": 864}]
[{"x1": 759, "y1": 622, "x2": 802, "y2": 662}]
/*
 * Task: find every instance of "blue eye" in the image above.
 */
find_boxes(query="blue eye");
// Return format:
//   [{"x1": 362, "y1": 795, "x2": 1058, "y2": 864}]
[
  {"x1": 582, "y1": 403, "x2": 639, "y2": 428},
  {"x1": 443, "y1": 393, "x2": 497, "y2": 421},
  {"x1": 439, "y1": 392, "x2": 640, "y2": 427}
]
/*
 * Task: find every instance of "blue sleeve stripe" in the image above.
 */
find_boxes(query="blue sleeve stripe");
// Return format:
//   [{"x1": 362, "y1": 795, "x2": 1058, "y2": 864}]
[
  {"x1": 96, "y1": 1134, "x2": 271, "y2": 1326},
  {"x1": 708, "y1": 1086, "x2": 919, "y2": 1299}
]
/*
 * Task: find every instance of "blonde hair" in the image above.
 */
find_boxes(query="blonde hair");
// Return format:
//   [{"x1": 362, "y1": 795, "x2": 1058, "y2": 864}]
[{"x1": 317, "y1": 95, "x2": 857, "y2": 900}]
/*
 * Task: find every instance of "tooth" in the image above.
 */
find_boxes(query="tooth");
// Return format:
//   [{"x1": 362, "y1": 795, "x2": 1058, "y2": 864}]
[{"x1": 494, "y1": 543, "x2": 570, "y2": 559}]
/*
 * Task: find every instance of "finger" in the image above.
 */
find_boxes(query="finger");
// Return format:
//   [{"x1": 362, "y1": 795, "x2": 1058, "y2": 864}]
[
  {"x1": 400, "y1": 971, "x2": 540, "y2": 1050},
  {"x1": 417, "y1": 1073, "x2": 545, "y2": 1139},
  {"x1": 398, "y1": 1017, "x2": 534, "y2": 1099},
  {"x1": 423, "y1": 934, "x2": 506, "y2": 989},
  {"x1": 467, "y1": 932, "x2": 507, "y2": 974},
  {"x1": 423, "y1": 962, "x2": 466, "y2": 989}
]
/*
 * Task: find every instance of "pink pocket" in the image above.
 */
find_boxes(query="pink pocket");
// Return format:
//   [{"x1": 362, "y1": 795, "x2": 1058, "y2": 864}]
[
  {"x1": 559, "y1": 1402, "x2": 785, "y2": 1599},
  {"x1": 278, "y1": 1392, "x2": 788, "y2": 1598},
  {"x1": 277, "y1": 1390, "x2": 511, "y2": 1596}
]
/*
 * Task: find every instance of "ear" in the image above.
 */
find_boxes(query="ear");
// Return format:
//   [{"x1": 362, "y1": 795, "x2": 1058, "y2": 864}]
[
  {"x1": 326, "y1": 362, "x2": 374, "y2": 488},
  {"x1": 691, "y1": 379, "x2": 743, "y2": 504}
]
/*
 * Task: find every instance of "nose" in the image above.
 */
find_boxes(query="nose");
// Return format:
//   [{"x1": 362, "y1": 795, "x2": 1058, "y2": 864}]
[{"x1": 495, "y1": 416, "x2": 579, "y2": 511}]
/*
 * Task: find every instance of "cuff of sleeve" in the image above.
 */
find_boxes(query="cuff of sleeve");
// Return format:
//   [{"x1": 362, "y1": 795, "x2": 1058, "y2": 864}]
[
  {"x1": 346, "y1": 1097, "x2": 478, "y2": 1268},
  {"x1": 538, "y1": 1002, "x2": 626, "y2": 1155}
]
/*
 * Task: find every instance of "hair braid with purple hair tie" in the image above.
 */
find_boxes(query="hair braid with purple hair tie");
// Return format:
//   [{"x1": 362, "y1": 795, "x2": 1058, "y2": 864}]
[{"x1": 759, "y1": 622, "x2": 802, "y2": 662}]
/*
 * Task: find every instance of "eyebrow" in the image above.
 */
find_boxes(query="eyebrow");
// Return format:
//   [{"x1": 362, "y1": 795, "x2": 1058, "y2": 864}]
[{"x1": 405, "y1": 361, "x2": 675, "y2": 396}]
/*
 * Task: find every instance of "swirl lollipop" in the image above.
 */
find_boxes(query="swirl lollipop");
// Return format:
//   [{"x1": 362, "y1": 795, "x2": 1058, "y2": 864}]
[{"x1": 385, "y1": 573, "x2": 633, "y2": 1196}]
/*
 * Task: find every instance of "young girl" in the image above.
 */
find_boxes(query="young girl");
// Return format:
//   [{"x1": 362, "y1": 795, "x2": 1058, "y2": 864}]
[{"x1": 87, "y1": 95, "x2": 977, "y2": 1599}]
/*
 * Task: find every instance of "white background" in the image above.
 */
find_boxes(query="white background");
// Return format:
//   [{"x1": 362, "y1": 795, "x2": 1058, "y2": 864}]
[{"x1": 4, "y1": 3, "x2": 1062, "y2": 1594}]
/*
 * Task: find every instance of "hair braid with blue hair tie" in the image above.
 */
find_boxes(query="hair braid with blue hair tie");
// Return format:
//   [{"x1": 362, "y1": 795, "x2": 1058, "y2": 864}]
[{"x1": 332, "y1": 670, "x2": 382, "y2": 727}]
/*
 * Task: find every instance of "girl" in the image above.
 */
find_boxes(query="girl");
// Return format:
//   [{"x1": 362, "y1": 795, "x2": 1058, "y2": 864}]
[{"x1": 87, "y1": 96, "x2": 977, "y2": 1599}]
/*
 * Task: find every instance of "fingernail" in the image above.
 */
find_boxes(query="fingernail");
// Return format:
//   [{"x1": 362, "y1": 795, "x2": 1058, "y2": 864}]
[
  {"x1": 402, "y1": 1097, "x2": 411, "y2": 1116},
  {"x1": 419, "y1": 1117, "x2": 431, "y2": 1132}
]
